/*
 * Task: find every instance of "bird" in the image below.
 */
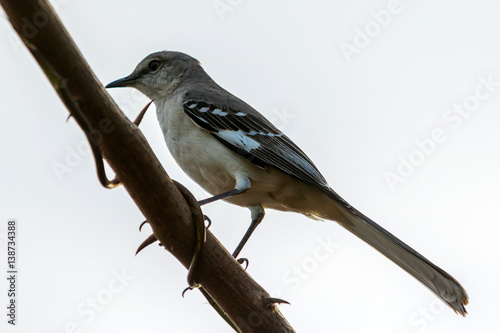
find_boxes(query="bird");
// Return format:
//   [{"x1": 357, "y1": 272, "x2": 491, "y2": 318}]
[{"x1": 106, "y1": 51, "x2": 468, "y2": 316}]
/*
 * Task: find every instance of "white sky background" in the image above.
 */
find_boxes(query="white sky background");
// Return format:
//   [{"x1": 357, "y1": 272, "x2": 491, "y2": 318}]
[{"x1": 1, "y1": 0, "x2": 499, "y2": 332}]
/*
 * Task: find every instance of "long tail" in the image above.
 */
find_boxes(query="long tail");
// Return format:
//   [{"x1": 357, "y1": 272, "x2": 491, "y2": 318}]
[{"x1": 322, "y1": 191, "x2": 468, "y2": 316}]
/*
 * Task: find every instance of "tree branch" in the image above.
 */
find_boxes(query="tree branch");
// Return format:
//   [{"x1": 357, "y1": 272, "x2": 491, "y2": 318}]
[{"x1": 0, "y1": 1, "x2": 295, "y2": 332}]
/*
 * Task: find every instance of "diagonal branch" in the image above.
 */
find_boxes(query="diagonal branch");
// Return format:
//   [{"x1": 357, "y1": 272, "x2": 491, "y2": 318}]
[{"x1": 0, "y1": 1, "x2": 295, "y2": 332}]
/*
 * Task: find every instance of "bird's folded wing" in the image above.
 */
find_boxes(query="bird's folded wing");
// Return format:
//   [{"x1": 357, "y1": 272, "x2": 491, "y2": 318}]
[{"x1": 182, "y1": 89, "x2": 330, "y2": 191}]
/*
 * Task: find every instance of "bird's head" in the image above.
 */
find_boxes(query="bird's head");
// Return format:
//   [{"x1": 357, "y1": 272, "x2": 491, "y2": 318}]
[{"x1": 106, "y1": 51, "x2": 201, "y2": 100}]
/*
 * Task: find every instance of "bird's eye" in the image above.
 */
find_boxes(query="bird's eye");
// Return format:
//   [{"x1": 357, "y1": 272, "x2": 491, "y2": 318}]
[{"x1": 148, "y1": 60, "x2": 161, "y2": 72}]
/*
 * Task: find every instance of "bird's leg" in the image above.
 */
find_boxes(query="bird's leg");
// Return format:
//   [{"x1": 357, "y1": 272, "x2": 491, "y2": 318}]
[
  {"x1": 197, "y1": 178, "x2": 260, "y2": 263},
  {"x1": 198, "y1": 188, "x2": 248, "y2": 206},
  {"x1": 198, "y1": 176, "x2": 251, "y2": 206},
  {"x1": 232, "y1": 205, "x2": 291, "y2": 307},
  {"x1": 232, "y1": 206, "x2": 265, "y2": 258}
]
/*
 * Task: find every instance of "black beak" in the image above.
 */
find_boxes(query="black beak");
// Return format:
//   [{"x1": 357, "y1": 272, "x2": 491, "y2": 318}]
[{"x1": 105, "y1": 75, "x2": 137, "y2": 88}]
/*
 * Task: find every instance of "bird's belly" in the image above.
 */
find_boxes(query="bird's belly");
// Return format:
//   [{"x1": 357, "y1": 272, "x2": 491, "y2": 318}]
[{"x1": 167, "y1": 133, "x2": 236, "y2": 194}]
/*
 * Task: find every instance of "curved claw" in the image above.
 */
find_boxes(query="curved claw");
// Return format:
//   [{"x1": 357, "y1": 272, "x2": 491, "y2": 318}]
[
  {"x1": 261, "y1": 297, "x2": 290, "y2": 307},
  {"x1": 135, "y1": 234, "x2": 158, "y2": 255},
  {"x1": 139, "y1": 220, "x2": 148, "y2": 232},
  {"x1": 203, "y1": 215, "x2": 211, "y2": 228},
  {"x1": 182, "y1": 286, "x2": 193, "y2": 298},
  {"x1": 237, "y1": 258, "x2": 249, "y2": 270}
]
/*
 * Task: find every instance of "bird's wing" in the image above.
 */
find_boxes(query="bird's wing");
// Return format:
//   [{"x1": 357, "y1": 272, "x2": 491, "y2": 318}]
[{"x1": 182, "y1": 89, "x2": 330, "y2": 191}]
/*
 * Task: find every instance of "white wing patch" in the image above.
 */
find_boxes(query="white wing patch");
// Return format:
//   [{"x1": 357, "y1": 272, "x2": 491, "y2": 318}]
[
  {"x1": 217, "y1": 130, "x2": 261, "y2": 151},
  {"x1": 212, "y1": 108, "x2": 229, "y2": 116}
]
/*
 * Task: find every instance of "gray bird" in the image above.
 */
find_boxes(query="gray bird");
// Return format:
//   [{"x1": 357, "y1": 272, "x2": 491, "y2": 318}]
[{"x1": 106, "y1": 51, "x2": 468, "y2": 315}]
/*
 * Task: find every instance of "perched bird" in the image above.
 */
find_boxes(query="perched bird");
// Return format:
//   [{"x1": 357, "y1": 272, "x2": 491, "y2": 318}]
[{"x1": 106, "y1": 51, "x2": 468, "y2": 315}]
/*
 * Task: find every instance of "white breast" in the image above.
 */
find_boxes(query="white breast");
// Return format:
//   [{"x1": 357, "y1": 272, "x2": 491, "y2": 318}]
[{"x1": 155, "y1": 97, "x2": 246, "y2": 196}]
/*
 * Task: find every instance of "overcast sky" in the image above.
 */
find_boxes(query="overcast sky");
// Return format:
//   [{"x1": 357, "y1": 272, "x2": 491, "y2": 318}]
[{"x1": 1, "y1": 1, "x2": 499, "y2": 332}]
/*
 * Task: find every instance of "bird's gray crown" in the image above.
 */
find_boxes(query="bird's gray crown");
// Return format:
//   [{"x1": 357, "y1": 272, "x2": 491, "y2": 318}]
[
  {"x1": 143, "y1": 51, "x2": 200, "y2": 66},
  {"x1": 106, "y1": 51, "x2": 205, "y2": 100}
]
